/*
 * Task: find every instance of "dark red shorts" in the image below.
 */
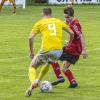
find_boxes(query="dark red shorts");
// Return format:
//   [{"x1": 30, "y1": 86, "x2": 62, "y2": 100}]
[{"x1": 60, "y1": 49, "x2": 79, "y2": 64}]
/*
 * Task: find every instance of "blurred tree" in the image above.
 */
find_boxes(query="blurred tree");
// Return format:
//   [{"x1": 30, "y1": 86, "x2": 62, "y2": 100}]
[
  {"x1": 26, "y1": 0, "x2": 35, "y2": 5},
  {"x1": 35, "y1": 0, "x2": 47, "y2": 3},
  {"x1": 26, "y1": 0, "x2": 47, "y2": 5}
]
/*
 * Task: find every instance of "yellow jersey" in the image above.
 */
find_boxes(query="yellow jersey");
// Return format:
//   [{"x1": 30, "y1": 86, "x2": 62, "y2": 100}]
[{"x1": 32, "y1": 17, "x2": 69, "y2": 52}]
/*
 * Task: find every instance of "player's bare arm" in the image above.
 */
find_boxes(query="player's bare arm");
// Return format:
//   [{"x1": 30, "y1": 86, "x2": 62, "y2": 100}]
[
  {"x1": 80, "y1": 33, "x2": 88, "y2": 59},
  {"x1": 65, "y1": 28, "x2": 74, "y2": 44},
  {"x1": 29, "y1": 32, "x2": 35, "y2": 59}
]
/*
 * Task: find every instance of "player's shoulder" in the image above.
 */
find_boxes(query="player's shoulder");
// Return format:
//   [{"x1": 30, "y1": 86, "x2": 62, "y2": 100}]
[
  {"x1": 34, "y1": 19, "x2": 43, "y2": 25},
  {"x1": 52, "y1": 17, "x2": 63, "y2": 22},
  {"x1": 73, "y1": 18, "x2": 80, "y2": 25}
]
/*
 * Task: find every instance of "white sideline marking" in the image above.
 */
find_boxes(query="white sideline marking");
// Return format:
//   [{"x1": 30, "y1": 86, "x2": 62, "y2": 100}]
[
  {"x1": 0, "y1": 48, "x2": 100, "y2": 61},
  {"x1": 0, "y1": 56, "x2": 28, "y2": 61}
]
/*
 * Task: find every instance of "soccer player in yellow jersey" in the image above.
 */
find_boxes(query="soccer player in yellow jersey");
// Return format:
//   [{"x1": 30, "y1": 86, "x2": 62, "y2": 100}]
[
  {"x1": 0, "y1": 0, "x2": 16, "y2": 13},
  {"x1": 25, "y1": 7, "x2": 74, "y2": 97}
]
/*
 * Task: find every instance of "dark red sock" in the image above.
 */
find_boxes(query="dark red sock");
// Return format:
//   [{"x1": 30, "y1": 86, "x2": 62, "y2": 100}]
[
  {"x1": 63, "y1": 69, "x2": 77, "y2": 84},
  {"x1": 51, "y1": 62, "x2": 62, "y2": 78}
]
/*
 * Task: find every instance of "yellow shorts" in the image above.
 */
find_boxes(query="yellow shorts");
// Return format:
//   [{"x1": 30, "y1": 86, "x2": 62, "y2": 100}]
[{"x1": 31, "y1": 50, "x2": 59, "y2": 67}]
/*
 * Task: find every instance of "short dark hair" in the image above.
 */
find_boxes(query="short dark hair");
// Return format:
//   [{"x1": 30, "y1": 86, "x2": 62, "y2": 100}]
[
  {"x1": 43, "y1": 7, "x2": 52, "y2": 15},
  {"x1": 64, "y1": 5, "x2": 74, "y2": 16}
]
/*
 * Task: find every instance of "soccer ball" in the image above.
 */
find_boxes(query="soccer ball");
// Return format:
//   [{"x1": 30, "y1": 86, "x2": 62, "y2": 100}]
[{"x1": 40, "y1": 81, "x2": 52, "y2": 92}]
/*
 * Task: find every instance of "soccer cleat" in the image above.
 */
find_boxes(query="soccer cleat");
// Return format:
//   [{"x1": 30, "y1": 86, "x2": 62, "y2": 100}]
[
  {"x1": 51, "y1": 77, "x2": 65, "y2": 86},
  {"x1": 68, "y1": 83, "x2": 78, "y2": 88},
  {"x1": 25, "y1": 85, "x2": 33, "y2": 97},
  {"x1": 25, "y1": 82, "x2": 38, "y2": 97}
]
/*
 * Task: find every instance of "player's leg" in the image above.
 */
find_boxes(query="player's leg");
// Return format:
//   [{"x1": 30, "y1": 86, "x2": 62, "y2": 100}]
[
  {"x1": 25, "y1": 66, "x2": 37, "y2": 97},
  {"x1": 29, "y1": 63, "x2": 50, "y2": 84},
  {"x1": 25, "y1": 50, "x2": 63, "y2": 97},
  {"x1": 51, "y1": 62, "x2": 63, "y2": 78},
  {"x1": 29, "y1": 64, "x2": 50, "y2": 90},
  {"x1": 38, "y1": 50, "x2": 64, "y2": 85},
  {"x1": 28, "y1": 66, "x2": 37, "y2": 83},
  {"x1": 51, "y1": 62, "x2": 65, "y2": 85},
  {"x1": 0, "y1": 0, "x2": 6, "y2": 12},
  {"x1": 25, "y1": 64, "x2": 50, "y2": 97},
  {"x1": 62, "y1": 61, "x2": 78, "y2": 88},
  {"x1": 10, "y1": 0, "x2": 16, "y2": 13},
  {"x1": 25, "y1": 53, "x2": 50, "y2": 97},
  {"x1": 38, "y1": 64, "x2": 50, "y2": 80},
  {"x1": 25, "y1": 64, "x2": 38, "y2": 97},
  {"x1": 25, "y1": 54, "x2": 41, "y2": 97},
  {"x1": 59, "y1": 50, "x2": 79, "y2": 88}
]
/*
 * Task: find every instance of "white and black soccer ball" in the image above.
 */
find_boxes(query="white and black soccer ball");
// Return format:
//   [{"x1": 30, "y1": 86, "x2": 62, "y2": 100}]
[{"x1": 40, "y1": 81, "x2": 52, "y2": 92}]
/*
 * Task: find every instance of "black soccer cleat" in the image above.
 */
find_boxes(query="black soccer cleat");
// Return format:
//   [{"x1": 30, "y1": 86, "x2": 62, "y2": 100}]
[
  {"x1": 68, "y1": 83, "x2": 78, "y2": 88},
  {"x1": 51, "y1": 77, "x2": 65, "y2": 86}
]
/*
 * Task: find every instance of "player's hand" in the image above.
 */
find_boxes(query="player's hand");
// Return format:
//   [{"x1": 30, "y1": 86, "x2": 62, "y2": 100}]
[
  {"x1": 29, "y1": 53, "x2": 34, "y2": 59},
  {"x1": 81, "y1": 50, "x2": 88, "y2": 59}
]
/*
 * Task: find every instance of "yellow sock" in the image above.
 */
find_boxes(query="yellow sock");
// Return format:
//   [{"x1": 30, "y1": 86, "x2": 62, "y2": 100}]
[
  {"x1": 13, "y1": 3, "x2": 16, "y2": 12},
  {"x1": 13, "y1": 4, "x2": 16, "y2": 11},
  {"x1": 28, "y1": 67, "x2": 36, "y2": 83},
  {"x1": 0, "y1": 4, "x2": 2, "y2": 11},
  {"x1": 38, "y1": 64, "x2": 50, "y2": 80}
]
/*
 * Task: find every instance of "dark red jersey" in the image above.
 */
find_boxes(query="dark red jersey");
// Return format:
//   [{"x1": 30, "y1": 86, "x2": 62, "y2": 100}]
[{"x1": 64, "y1": 18, "x2": 82, "y2": 56}]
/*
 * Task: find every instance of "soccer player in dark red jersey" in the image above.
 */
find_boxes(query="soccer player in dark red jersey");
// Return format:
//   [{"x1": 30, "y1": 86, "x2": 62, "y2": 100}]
[{"x1": 51, "y1": 6, "x2": 88, "y2": 88}]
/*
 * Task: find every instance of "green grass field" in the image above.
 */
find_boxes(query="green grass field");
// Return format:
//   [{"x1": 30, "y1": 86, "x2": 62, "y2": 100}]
[{"x1": 0, "y1": 5, "x2": 100, "y2": 100}]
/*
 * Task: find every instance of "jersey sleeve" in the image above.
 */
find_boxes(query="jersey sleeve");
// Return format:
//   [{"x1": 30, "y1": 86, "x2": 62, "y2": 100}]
[
  {"x1": 31, "y1": 21, "x2": 40, "y2": 35},
  {"x1": 61, "y1": 21, "x2": 69, "y2": 30}
]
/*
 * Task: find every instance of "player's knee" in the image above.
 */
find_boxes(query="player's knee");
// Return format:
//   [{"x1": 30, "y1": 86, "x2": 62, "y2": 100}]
[
  {"x1": 31, "y1": 65, "x2": 35, "y2": 68},
  {"x1": 30, "y1": 63, "x2": 35, "y2": 68},
  {"x1": 62, "y1": 67, "x2": 65, "y2": 73},
  {"x1": 30, "y1": 62, "x2": 39, "y2": 69},
  {"x1": 62, "y1": 68, "x2": 64, "y2": 73},
  {"x1": 62, "y1": 66, "x2": 68, "y2": 72}
]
